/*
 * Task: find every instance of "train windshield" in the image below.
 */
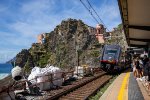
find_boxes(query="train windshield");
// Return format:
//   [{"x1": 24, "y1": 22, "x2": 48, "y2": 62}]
[{"x1": 105, "y1": 49, "x2": 117, "y2": 54}]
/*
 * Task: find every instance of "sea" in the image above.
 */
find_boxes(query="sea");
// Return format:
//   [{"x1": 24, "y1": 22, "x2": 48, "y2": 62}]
[{"x1": 0, "y1": 63, "x2": 13, "y2": 80}]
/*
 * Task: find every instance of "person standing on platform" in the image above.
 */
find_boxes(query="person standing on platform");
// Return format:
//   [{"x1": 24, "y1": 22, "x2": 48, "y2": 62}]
[
  {"x1": 146, "y1": 59, "x2": 150, "y2": 91},
  {"x1": 143, "y1": 58, "x2": 150, "y2": 93},
  {"x1": 133, "y1": 58, "x2": 137, "y2": 78},
  {"x1": 135, "y1": 57, "x2": 142, "y2": 79},
  {"x1": 143, "y1": 55, "x2": 149, "y2": 76},
  {"x1": 138, "y1": 57, "x2": 144, "y2": 81}
]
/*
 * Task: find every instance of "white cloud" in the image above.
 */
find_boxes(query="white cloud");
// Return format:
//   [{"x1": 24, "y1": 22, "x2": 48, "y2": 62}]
[
  {"x1": 10, "y1": 0, "x2": 121, "y2": 39},
  {"x1": 0, "y1": 31, "x2": 32, "y2": 47},
  {"x1": 21, "y1": 0, "x2": 51, "y2": 14},
  {"x1": 0, "y1": 0, "x2": 121, "y2": 63},
  {"x1": 0, "y1": 50, "x2": 19, "y2": 63},
  {"x1": 94, "y1": 0, "x2": 121, "y2": 30}
]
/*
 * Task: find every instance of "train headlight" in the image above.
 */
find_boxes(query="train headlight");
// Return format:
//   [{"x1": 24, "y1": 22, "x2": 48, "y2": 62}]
[{"x1": 111, "y1": 60, "x2": 116, "y2": 64}]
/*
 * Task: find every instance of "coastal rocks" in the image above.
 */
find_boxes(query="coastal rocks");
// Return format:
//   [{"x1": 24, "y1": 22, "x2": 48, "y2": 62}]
[
  {"x1": 44, "y1": 19, "x2": 100, "y2": 67},
  {"x1": 15, "y1": 49, "x2": 34, "y2": 68},
  {"x1": 13, "y1": 18, "x2": 101, "y2": 71}
]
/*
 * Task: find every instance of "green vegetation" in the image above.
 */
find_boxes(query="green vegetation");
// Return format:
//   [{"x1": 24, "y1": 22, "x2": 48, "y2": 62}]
[
  {"x1": 38, "y1": 57, "x2": 48, "y2": 67},
  {"x1": 48, "y1": 53, "x2": 57, "y2": 65},
  {"x1": 38, "y1": 52, "x2": 50, "y2": 67},
  {"x1": 90, "y1": 50, "x2": 99, "y2": 57},
  {"x1": 89, "y1": 75, "x2": 118, "y2": 100},
  {"x1": 24, "y1": 59, "x2": 32, "y2": 74},
  {"x1": 14, "y1": 19, "x2": 124, "y2": 73},
  {"x1": 117, "y1": 23, "x2": 123, "y2": 30}
]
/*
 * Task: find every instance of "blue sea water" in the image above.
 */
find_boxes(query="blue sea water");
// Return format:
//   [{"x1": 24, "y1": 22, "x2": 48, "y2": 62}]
[{"x1": 0, "y1": 63, "x2": 13, "y2": 79}]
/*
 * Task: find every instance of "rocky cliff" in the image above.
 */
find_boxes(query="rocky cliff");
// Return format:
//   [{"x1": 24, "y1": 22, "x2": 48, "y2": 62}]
[
  {"x1": 13, "y1": 19, "x2": 101, "y2": 72},
  {"x1": 105, "y1": 23, "x2": 127, "y2": 52}
]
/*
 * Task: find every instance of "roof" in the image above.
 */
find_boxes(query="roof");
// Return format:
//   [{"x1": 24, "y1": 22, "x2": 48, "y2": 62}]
[{"x1": 118, "y1": 0, "x2": 150, "y2": 48}]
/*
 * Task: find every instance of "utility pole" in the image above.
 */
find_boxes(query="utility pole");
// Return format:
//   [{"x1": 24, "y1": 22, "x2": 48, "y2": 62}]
[
  {"x1": 76, "y1": 46, "x2": 79, "y2": 66},
  {"x1": 74, "y1": 32, "x2": 80, "y2": 75},
  {"x1": 58, "y1": 30, "x2": 61, "y2": 67},
  {"x1": 58, "y1": 30, "x2": 65, "y2": 67}
]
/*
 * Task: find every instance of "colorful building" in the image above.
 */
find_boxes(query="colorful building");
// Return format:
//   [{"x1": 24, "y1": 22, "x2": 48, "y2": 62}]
[
  {"x1": 37, "y1": 33, "x2": 46, "y2": 44},
  {"x1": 95, "y1": 24, "x2": 105, "y2": 44}
]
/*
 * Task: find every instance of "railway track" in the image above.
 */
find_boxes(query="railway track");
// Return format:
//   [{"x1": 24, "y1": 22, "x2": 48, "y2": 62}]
[
  {"x1": 59, "y1": 75, "x2": 112, "y2": 100},
  {"x1": 24, "y1": 70, "x2": 112, "y2": 100}
]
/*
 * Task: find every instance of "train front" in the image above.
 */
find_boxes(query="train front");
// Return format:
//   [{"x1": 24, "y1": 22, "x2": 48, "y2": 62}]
[{"x1": 100, "y1": 45, "x2": 121, "y2": 72}]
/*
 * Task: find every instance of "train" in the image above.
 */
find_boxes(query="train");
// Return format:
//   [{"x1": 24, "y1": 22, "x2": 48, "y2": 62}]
[{"x1": 100, "y1": 44, "x2": 131, "y2": 73}]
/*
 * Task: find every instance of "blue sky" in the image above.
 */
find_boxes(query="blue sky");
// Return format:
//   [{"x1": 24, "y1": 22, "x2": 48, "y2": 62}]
[{"x1": 0, "y1": 0, "x2": 121, "y2": 63}]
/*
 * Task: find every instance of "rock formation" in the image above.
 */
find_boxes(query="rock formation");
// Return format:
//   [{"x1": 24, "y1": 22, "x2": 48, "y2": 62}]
[{"x1": 13, "y1": 19, "x2": 101, "y2": 72}]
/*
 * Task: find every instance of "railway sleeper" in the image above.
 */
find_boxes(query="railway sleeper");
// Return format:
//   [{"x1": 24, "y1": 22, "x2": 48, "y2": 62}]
[
  {"x1": 46, "y1": 72, "x2": 107, "y2": 100},
  {"x1": 60, "y1": 76, "x2": 112, "y2": 100},
  {"x1": 66, "y1": 93, "x2": 90, "y2": 97},
  {"x1": 59, "y1": 96, "x2": 84, "y2": 100}
]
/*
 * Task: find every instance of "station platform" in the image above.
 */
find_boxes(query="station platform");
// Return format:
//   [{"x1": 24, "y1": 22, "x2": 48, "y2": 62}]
[{"x1": 99, "y1": 70, "x2": 150, "y2": 100}]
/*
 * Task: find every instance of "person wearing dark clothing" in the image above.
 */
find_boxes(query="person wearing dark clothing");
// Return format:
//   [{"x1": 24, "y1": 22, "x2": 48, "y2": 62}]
[
  {"x1": 135, "y1": 60, "x2": 140, "y2": 69},
  {"x1": 135, "y1": 57, "x2": 142, "y2": 78},
  {"x1": 144, "y1": 59, "x2": 150, "y2": 91},
  {"x1": 143, "y1": 55, "x2": 149, "y2": 65},
  {"x1": 143, "y1": 55, "x2": 149, "y2": 76}
]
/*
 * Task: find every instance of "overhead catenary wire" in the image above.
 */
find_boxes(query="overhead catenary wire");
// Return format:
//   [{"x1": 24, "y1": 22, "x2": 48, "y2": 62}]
[
  {"x1": 79, "y1": 0, "x2": 110, "y2": 32},
  {"x1": 79, "y1": 0, "x2": 100, "y2": 24},
  {"x1": 86, "y1": 0, "x2": 110, "y2": 32}
]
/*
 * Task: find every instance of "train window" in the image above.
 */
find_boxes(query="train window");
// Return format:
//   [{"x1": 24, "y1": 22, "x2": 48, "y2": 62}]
[{"x1": 105, "y1": 49, "x2": 117, "y2": 54}]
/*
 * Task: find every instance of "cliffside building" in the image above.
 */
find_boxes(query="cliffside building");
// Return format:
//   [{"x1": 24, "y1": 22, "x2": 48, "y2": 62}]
[
  {"x1": 95, "y1": 24, "x2": 105, "y2": 44},
  {"x1": 87, "y1": 24, "x2": 106, "y2": 44},
  {"x1": 37, "y1": 33, "x2": 46, "y2": 44}
]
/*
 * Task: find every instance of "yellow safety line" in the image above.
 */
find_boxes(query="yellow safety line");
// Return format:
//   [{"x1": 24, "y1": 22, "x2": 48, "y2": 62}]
[{"x1": 118, "y1": 72, "x2": 130, "y2": 100}]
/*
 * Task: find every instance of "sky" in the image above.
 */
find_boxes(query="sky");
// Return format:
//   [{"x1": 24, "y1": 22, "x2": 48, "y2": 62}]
[{"x1": 0, "y1": 0, "x2": 121, "y2": 63}]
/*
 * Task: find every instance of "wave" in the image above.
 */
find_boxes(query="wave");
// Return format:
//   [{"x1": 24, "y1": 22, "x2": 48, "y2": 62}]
[{"x1": 0, "y1": 73, "x2": 10, "y2": 80}]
